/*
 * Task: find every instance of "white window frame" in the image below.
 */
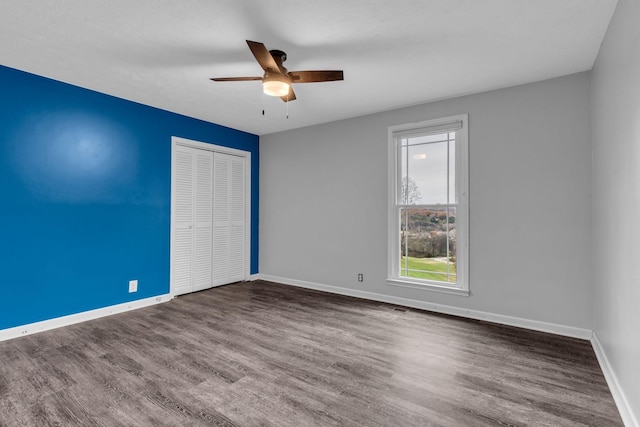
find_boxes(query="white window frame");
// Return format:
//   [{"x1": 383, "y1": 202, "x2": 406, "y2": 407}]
[{"x1": 387, "y1": 114, "x2": 469, "y2": 296}]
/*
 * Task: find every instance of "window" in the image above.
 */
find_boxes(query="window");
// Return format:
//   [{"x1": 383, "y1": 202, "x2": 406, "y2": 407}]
[{"x1": 387, "y1": 115, "x2": 469, "y2": 295}]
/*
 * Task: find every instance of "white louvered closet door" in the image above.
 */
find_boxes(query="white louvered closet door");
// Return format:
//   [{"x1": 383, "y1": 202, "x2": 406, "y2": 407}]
[
  {"x1": 173, "y1": 146, "x2": 214, "y2": 296},
  {"x1": 212, "y1": 152, "x2": 245, "y2": 286},
  {"x1": 229, "y1": 155, "x2": 246, "y2": 282},
  {"x1": 192, "y1": 149, "x2": 213, "y2": 292},
  {"x1": 173, "y1": 146, "x2": 195, "y2": 296},
  {"x1": 173, "y1": 141, "x2": 248, "y2": 296}
]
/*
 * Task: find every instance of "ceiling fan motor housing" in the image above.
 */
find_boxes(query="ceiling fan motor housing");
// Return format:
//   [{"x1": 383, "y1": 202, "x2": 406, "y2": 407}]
[{"x1": 269, "y1": 50, "x2": 287, "y2": 63}]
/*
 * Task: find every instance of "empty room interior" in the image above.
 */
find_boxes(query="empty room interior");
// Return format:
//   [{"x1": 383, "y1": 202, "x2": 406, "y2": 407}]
[{"x1": 0, "y1": 1, "x2": 638, "y2": 426}]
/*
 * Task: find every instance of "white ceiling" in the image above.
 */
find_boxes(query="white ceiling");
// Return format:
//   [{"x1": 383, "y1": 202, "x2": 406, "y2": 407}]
[{"x1": 0, "y1": 0, "x2": 617, "y2": 136}]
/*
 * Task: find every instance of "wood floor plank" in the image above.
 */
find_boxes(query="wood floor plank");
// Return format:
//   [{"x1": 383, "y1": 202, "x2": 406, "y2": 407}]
[{"x1": 0, "y1": 281, "x2": 624, "y2": 426}]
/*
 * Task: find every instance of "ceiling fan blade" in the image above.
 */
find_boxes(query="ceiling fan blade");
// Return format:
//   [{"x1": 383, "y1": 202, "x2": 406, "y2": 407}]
[
  {"x1": 246, "y1": 40, "x2": 281, "y2": 74},
  {"x1": 280, "y1": 87, "x2": 297, "y2": 102},
  {"x1": 210, "y1": 77, "x2": 262, "y2": 82},
  {"x1": 288, "y1": 70, "x2": 344, "y2": 83}
]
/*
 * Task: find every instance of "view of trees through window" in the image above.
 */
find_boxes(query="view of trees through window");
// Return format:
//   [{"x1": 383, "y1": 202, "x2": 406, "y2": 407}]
[{"x1": 400, "y1": 204, "x2": 457, "y2": 283}]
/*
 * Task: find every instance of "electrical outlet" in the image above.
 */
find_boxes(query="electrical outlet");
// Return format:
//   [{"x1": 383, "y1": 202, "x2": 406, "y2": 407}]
[
  {"x1": 128, "y1": 279, "x2": 138, "y2": 293},
  {"x1": 358, "y1": 273, "x2": 363, "y2": 282}
]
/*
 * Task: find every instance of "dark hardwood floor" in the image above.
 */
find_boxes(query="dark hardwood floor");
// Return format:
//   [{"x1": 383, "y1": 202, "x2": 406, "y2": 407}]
[{"x1": 0, "y1": 281, "x2": 623, "y2": 426}]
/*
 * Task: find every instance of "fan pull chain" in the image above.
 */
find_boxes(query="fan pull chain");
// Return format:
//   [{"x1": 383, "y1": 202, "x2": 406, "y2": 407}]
[
  {"x1": 262, "y1": 92, "x2": 265, "y2": 116},
  {"x1": 286, "y1": 93, "x2": 289, "y2": 119}
]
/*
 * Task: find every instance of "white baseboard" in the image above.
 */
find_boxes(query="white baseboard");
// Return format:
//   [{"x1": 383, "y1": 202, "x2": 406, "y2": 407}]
[
  {"x1": 592, "y1": 332, "x2": 639, "y2": 427},
  {"x1": 258, "y1": 275, "x2": 592, "y2": 340},
  {"x1": 0, "y1": 294, "x2": 172, "y2": 343},
  {"x1": 249, "y1": 274, "x2": 261, "y2": 281}
]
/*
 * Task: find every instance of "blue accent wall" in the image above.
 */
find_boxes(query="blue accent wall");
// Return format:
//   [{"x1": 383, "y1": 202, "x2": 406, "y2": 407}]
[{"x1": 0, "y1": 65, "x2": 259, "y2": 330}]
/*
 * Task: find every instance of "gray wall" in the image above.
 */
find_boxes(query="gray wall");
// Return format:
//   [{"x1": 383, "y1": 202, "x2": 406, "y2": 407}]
[
  {"x1": 592, "y1": 0, "x2": 640, "y2": 422},
  {"x1": 260, "y1": 72, "x2": 592, "y2": 330}
]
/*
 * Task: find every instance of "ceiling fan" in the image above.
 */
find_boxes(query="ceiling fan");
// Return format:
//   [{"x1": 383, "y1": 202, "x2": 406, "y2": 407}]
[{"x1": 210, "y1": 40, "x2": 344, "y2": 102}]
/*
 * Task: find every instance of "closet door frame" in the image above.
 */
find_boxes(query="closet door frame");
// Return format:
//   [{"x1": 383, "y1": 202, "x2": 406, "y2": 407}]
[{"x1": 170, "y1": 136, "x2": 251, "y2": 297}]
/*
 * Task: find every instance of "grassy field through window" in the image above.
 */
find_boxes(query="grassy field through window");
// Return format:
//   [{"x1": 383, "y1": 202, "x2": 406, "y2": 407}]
[{"x1": 400, "y1": 256, "x2": 456, "y2": 283}]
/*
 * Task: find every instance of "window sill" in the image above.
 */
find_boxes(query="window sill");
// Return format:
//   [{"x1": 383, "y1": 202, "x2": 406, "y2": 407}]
[{"x1": 387, "y1": 278, "x2": 470, "y2": 297}]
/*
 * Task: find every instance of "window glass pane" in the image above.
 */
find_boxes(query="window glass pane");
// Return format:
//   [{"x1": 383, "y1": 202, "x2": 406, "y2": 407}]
[
  {"x1": 447, "y1": 207, "x2": 457, "y2": 283},
  {"x1": 400, "y1": 142, "x2": 409, "y2": 204},
  {"x1": 399, "y1": 207, "x2": 456, "y2": 283},
  {"x1": 406, "y1": 140, "x2": 448, "y2": 204},
  {"x1": 448, "y1": 137, "x2": 456, "y2": 203},
  {"x1": 400, "y1": 208, "x2": 409, "y2": 276}
]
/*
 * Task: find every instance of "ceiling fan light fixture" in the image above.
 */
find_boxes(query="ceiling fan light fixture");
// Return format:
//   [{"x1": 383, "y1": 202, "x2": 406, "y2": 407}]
[{"x1": 262, "y1": 79, "x2": 290, "y2": 97}]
